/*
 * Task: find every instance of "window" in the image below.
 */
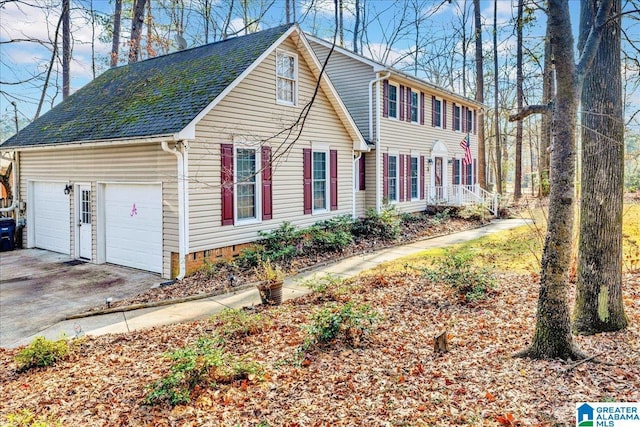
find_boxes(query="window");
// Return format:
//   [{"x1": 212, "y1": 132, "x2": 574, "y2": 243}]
[
  {"x1": 466, "y1": 108, "x2": 473, "y2": 133},
  {"x1": 410, "y1": 156, "x2": 419, "y2": 199},
  {"x1": 433, "y1": 97, "x2": 442, "y2": 127},
  {"x1": 388, "y1": 155, "x2": 398, "y2": 202},
  {"x1": 235, "y1": 148, "x2": 258, "y2": 221},
  {"x1": 453, "y1": 104, "x2": 461, "y2": 131},
  {"x1": 410, "y1": 91, "x2": 419, "y2": 123},
  {"x1": 312, "y1": 151, "x2": 328, "y2": 210},
  {"x1": 388, "y1": 84, "x2": 398, "y2": 119},
  {"x1": 276, "y1": 50, "x2": 297, "y2": 105}
]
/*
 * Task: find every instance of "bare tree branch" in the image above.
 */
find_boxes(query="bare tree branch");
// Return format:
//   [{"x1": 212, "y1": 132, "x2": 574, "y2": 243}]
[{"x1": 508, "y1": 103, "x2": 552, "y2": 121}]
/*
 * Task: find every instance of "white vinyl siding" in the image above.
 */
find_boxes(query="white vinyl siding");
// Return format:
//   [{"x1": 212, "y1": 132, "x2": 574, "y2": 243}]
[{"x1": 189, "y1": 36, "x2": 355, "y2": 252}]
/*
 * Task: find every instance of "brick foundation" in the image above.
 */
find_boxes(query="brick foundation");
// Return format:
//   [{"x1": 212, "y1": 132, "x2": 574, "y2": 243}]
[{"x1": 170, "y1": 242, "x2": 253, "y2": 278}]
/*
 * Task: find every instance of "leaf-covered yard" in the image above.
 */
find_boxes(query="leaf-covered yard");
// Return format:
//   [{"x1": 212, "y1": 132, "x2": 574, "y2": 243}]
[{"x1": 1, "y1": 265, "x2": 639, "y2": 426}]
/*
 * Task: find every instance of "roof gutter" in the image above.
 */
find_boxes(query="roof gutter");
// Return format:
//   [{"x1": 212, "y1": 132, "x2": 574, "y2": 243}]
[
  {"x1": 3, "y1": 134, "x2": 177, "y2": 152},
  {"x1": 161, "y1": 141, "x2": 187, "y2": 280},
  {"x1": 370, "y1": 70, "x2": 390, "y2": 213}
]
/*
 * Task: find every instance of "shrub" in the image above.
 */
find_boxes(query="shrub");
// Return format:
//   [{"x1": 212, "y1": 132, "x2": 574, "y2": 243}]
[
  {"x1": 314, "y1": 214, "x2": 355, "y2": 234},
  {"x1": 211, "y1": 308, "x2": 272, "y2": 338},
  {"x1": 457, "y1": 204, "x2": 488, "y2": 222},
  {"x1": 300, "y1": 274, "x2": 344, "y2": 294},
  {"x1": 15, "y1": 336, "x2": 70, "y2": 371},
  {"x1": 352, "y1": 206, "x2": 400, "y2": 241},
  {"x1": 424, "y1": 250, "x2": 496, "y2": 302},
  {"x1": 2, "y1": 410, "x2": 62, "y2": 427},
  {"x1": 400, "y1": 212, "x2": 423, "y2": 224},
  {"x1": 308, "y1": 227, "x2": 353, "y2": 252},
  {"x1": 144, "y1": 336, "x2": 263, "y2": 406},
  {"x1": 259, "y1": 221, "x2": 303, "y2": 252},
  {"x1": 429, "y1": 208, "x2": 452, "y2": 225},
  {"x1": 301, "y1": 302, "x2": 379, "y2": 352}
]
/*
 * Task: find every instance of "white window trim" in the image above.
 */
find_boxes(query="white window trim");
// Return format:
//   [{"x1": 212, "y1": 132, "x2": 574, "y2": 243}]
[
  {"x1": 433, "y1": 97, "x2": 443, "y2": 128},
  {"x1": 233, "y1": 145, "x2": 261, "y2": 225},
  {"x1": 410, "y1": 155, "x2": 420, "y2": 200},
  {"x1": 312, "y1": 148, "x2": 330, "y2": 213},
  {"x1": 275, "y1": 49, "x2": 298, "y2": 106},
  {"x1": 387, "y1": 152, "x2": 399, "y2": 204},
  {"x1": 387, "y1": 83, "x2": 399, "y2": 120},
  {"x1": 410, "y1": 90, "x2": 419, "y2": 124}
]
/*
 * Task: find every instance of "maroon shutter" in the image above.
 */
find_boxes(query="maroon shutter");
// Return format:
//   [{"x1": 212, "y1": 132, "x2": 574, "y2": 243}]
[
  {"x1": 383, "y1": 153, "x2": 389, "y2": 199},
  {"x1": 383, "y1": 80, "x2": 389, "y2": 118},
  {"x1": 443, "y1": 100, "x2": 447, "y2": 129},
  {"x1": 406, "y1": 155, "x2": 411, "y2": 199},
  {"x1": 420, "y1": 155, "x2": 425, "y2": 200},
  {"x1": 473, "y1": 158, "x2": 478, "y2": 184},
  {"x1": 261, "y1": 145, "x2": 272, "y2": 220},
  {"x1": 399, "y1": 85, "x2": 405, "y2": 121},
  {"x1": 359, "y1": 154, "x2": 366, "y2": 191},
  {"x1": 303, "y1": 148, "x2": 312, "y2": 214},
  {"x1": 406, "y1": 87, "x2": 412, "y2": 122},
  {"x1": 221, "y1": 144, "x2": 234, "y2": 226},
  {"x1": 452, "y1": 102, "x2": 456, "y2": 130},
  {"x1": 330, "y1": 149, "x2": 338, "y2": 211},
  {"x1": 462, "y1": 106, "x2": 467, "y2": 133},
  {"x1": 452, "y1": 159, "x2": 457, "y2": 185},
  {"x1": 420, "y1": 92, "x2": 425, "y2": 125},
  {"x1": 399, "y1": 155, "x2": 405, "y2": 202},
  {"x1": 431, "y1": 96, "x2": 436, "y2": 126}
]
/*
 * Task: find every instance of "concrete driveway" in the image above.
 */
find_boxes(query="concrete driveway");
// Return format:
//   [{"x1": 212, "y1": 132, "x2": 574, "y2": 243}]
[{"x1": 0, "y1": 249, "x2": 161, "y2": 348}]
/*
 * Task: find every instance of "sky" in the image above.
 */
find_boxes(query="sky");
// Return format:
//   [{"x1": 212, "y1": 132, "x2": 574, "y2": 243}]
[{"x1": 0, "y1": 0, "x2": 638, "y2": 139}]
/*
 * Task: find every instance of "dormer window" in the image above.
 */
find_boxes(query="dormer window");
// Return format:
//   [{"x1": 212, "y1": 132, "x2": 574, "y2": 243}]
[{"x1": 276, "y1": 50, "x2": 297, "y2": 105}]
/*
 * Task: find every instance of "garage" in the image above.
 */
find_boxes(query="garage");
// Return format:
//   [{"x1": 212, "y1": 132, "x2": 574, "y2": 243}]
[
  {"x1": 103, "y1": 183, "x2": 162, "y2": 273},
  {"x1": 31, "y1": 181, "x2": 71, "y2": 254}
]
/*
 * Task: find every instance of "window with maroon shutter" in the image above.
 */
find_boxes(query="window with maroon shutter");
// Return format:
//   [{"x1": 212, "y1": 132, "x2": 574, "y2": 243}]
[
  {"x1": 261, "y1": 146, "x2": 272, "y2": 220},
  {"x1": 420, "y1": 155, "x2": 425, "y2": 199},
  {"x1": 420, "y1": 92, "x2": 425, "y2": 125},
  {"x1": 330, "y1": 150, "x2": 338, "y2": 211},
  {"x1": 383, "y1": 153, "x2": 389, "y2": 199},
  {"x1": 383, "y1": 80, "x2": 389, "y2": 118},
  {"x1": 399, "y1": 85, "x2": 405, "y2": 121},
  {"x1": 358, "y1": 154, "x2": 366, "y2": 191},
  {"x1": 303, "y1": 148, "x2": 312, "y2": 214},
  {"x1": 461, "y1": 106, "x2": 466, "y2": 133},
  {"x1": 453, "y1": 159, "x2": 460, "y2": 185},
  {"x1": 221, "y1": 144, "x2": 234, "y2": 225},
  {"x1": 406, "y1": 155, "x2": 412, "y2": 199}
]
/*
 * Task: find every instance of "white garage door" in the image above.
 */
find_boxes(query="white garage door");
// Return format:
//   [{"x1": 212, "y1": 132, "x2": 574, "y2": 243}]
[
  {"x1": 32, "y1": 181, "x2": 71, "y2": 254},
  {"x1": 104, "y1": 183, "x2": 162, "y2": 273}
]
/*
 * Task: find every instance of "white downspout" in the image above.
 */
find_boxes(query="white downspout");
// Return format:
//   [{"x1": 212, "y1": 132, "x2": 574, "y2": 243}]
[
  {"x1": 0, "y1": 151, "x2": 19, "y2": 215},
  {"x1": 161, "y1": 141, "x2": 186, "y2": 280},
  {"x1": 369, "y1": 70, "x2": 390, "y2": 213}
]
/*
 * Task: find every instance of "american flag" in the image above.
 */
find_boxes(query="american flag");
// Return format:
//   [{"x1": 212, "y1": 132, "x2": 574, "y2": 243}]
[{"x1": 460, "y1": 134, "x2": 472, "y2": 166}]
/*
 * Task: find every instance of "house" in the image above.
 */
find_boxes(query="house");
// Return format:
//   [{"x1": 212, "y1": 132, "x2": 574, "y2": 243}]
[
  {"x1": 307, "y1": 36, "x2": 496, "y2": 216},
  {"x1": 0, "y1": 24, "x2": 369, "y2": 279}
]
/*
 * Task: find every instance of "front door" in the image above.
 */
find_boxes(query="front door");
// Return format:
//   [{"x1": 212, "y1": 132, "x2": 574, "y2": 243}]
[{"x1": 77, "y1": 185, "x2": 92, "y2": 260}]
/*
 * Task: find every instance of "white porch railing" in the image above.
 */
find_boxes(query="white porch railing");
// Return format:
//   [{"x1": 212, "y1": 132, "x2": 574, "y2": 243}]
[{"x1": 429, "y1": 184, "x2": 499, "y2": 216}]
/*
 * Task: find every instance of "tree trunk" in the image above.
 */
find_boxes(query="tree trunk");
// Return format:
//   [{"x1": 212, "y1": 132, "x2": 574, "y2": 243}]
[
  {"x1": 128, "y1": 0, "x2": 147, "y2": 64},
  {"x1": 493, "y1": 0, "x2": 502, "y2": 194},
  {"x1": 574, "y1": 0, "x2": 627, "y2": 334},
  {"x1": 62, "y1": 0, "x2": 70, "y2": 99},
  {"x1": 473, "y1": 0, "x2": 486, "y2": 189},
  {"x1": 514, "y1": 0, "x2": 523, "y2": 200},
  {"x1": 517, "y1": 0, "x2": 584, "y2": 360},
  {"x1": 539, "y1": 24, "x2": 554, "y2": 197},
  {"x1": 111, "y1": 0, "x2": 122, "y2": 67},
  {"x1": 353, "y1": 0, "x2": 360, "y2": 53}
]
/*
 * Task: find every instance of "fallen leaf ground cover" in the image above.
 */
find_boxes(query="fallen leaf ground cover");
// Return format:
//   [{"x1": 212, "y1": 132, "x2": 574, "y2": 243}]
[{"x1": 2, "y1": 269, "x2": 639, "y2": 425}]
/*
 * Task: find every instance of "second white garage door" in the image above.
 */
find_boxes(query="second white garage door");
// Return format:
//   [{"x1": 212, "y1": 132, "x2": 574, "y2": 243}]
[
  {"x1": 104, "y1": 183, "x2": 162, "y2": 273},
  {"x1": 32, "y1": 181, "x2": 71, "y2": 254}
]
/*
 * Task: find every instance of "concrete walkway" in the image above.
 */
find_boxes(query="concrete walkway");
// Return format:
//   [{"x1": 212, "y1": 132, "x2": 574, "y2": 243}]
[{"x1": 7, "y1": 218, "x2": 530, "y2": 348}]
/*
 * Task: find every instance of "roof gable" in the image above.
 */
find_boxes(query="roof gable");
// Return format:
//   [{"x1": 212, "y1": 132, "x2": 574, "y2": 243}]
[{"x1": 2, "y1": 24, "x2": 295, "y2": 148}]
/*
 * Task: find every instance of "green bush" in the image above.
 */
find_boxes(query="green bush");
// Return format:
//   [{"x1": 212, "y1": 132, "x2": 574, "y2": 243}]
[
  {"x1": 300, "y1": 274, "x2": 344, "y2": 294},
  {"x1": 144, "y1": 336, "x2": 263, "y2": 406},
  {"x1": 2, "y1": 410, "x2": 62, "y2": 427},
  {"x1": 301, "y1": 302, "x2": 379, "y2": 352},
  {"x1": 352, "y1": 206, "x2": 400, "y2": 241},
  {"x1": 457, "y1": 204, "x2": 488, "y2": 221},
  {"x1": 15, "y1": 336, "x2": 70, "y2": 371},
  {"x1": 424, "y1": 250, "x2": 496, "y2": 302},
  {"x1": 259, "y1": 221, "x2": 303, "y2": 252},
  {"x1": 429, "y1": 208, "x2": 452, "y2": 225},
  {"x1": 211, "y1": 308, "x2": 271, "y2": 338},
  {"x1": 314, "y1": 214, "x2": 356, "y2": 234},
  {"x1": 308, "y1": 227, "x2": 353, "y2": 252}
]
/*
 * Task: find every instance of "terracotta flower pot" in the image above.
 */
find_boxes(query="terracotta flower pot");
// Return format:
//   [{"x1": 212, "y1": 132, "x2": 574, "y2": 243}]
[{"x1": 257, "y1": 280, "x2": 283, "y2": 305}]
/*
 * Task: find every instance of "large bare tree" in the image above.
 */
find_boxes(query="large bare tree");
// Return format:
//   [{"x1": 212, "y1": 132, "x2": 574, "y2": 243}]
[
  {"x1": 573, "y1": 0, "x2": 628, "y2": 335},
  {"x1": 473, "y1": 0, "x2": 486, "y2": 189}
]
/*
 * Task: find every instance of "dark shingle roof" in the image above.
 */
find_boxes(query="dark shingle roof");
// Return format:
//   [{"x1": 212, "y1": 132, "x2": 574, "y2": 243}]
[{"x1": 2, "y1": 24, "x2": 294, "y2": 148}]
